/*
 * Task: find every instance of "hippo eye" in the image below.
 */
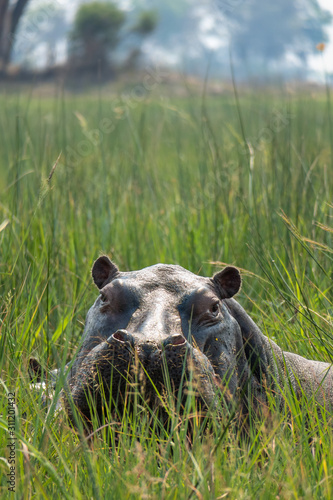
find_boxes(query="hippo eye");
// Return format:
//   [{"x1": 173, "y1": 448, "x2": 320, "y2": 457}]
[
  {"x1": 210, "y1": 302, "x2": 219, "y2": 316},
  {"x1": 100, "y1": 293, "x2": 108, "y2": 303}
]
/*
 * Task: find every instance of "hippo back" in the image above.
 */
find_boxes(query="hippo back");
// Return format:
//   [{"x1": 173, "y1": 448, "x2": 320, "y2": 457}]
[{"x1": 226, "y1": 298, "x2": 333, "y2": 410}]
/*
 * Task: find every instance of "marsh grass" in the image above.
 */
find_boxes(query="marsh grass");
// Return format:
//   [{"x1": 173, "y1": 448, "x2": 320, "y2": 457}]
[{"x1": 0, "y1": 82, "x2": 332, "y2": 498}]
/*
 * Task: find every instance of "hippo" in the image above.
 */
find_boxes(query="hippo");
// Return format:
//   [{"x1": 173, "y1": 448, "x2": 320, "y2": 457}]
[{"x1": 61, "y1": 256, "x2": 333, "y2": 428}]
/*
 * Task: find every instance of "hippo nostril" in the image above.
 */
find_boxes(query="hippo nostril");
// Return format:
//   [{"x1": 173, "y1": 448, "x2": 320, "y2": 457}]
[
  {"x1": 164, "y1": 334, "x2": 186, "y2": 347},
  {"x1": 113, "y1": 330, "x2": 125, "y2": 342},
  {"x1": 112, "y1": 330, "x2": 134, "y2": 346},
  {"x1": 171, "y1": 335, "x2": 186, "y2": 346}
]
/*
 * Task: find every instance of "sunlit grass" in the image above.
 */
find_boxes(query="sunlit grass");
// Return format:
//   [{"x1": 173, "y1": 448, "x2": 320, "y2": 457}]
[{"x1": 0, "y1": 83, "x2": 332, "y2": 498}]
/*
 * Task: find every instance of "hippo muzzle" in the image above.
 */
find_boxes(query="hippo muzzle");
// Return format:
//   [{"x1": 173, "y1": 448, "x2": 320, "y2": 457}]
[{"x1": 65, "y1": 327, "x2": 222, "y2": 426}]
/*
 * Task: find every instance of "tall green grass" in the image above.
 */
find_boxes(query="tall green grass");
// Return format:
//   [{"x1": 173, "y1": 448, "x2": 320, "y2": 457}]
[{"x1": 0, "y1": 81, "x2": 332, "y2": 498}]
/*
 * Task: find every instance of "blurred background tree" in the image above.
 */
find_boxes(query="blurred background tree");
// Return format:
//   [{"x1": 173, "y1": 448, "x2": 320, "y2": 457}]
[
  {"x1": 69, "y1": 2, "x2": 126, "y2": 72},
  {"x1": 0, "y1": 0, "x2": 30, "y2": 72},
  {"x1": 124, "y1": 9, "x2": 158, "y2": 69},
  {"x1": 131, "y1": 9, "x2": 158, "y2": 37},
  {"x1": 68, "y1": 1, "x2": 157, "y2": 74}
]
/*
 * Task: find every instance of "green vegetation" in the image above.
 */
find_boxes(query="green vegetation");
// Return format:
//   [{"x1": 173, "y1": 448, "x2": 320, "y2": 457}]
[{"x1": 0, "y1": 81, "x2": 332, "y2": 498}]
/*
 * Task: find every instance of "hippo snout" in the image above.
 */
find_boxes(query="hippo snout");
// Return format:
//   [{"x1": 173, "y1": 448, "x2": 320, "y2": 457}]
[
  {"x1": 111, "y1": 330, "x2": 186, "y2": 349},
  {"x1": 109, "y1": 329, "x2": 188, "y2": 368},
  {"x1": 109, "y1": 329, "x2": 189, "y2": 378},
  {"x1": 64, "y1": 329, "x2": 218, "y2": 426}
]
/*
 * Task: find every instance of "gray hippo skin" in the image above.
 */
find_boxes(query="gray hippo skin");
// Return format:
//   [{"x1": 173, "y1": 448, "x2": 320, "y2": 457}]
[{"x1": 63, "y1": 256, "x2": 333, "y2": 426}]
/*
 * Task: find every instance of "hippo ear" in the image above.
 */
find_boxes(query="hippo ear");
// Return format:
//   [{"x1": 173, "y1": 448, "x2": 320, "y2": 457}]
[
  {"x1": 213, "y1": 266, "x2": 241, "y2": 298},
  {"x1": 92, "y1": 256, "x2": 119, "y2": 288},
  {"x1": 29, "y1": 357, "x2": 43, "y2": 382}
]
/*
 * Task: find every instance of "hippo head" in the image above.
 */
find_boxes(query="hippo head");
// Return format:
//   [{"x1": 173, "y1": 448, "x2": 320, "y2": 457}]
[{"x1": 65, "y1": 257, "x2": 249, "y2": 427}]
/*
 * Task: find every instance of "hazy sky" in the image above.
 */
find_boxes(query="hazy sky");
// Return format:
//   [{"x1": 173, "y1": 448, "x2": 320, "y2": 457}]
[
  {"x1": 64, "y1": 0, "x2": 333, "y2": 78},
  {"x1": 310, "y1": 0, "x2": 333, "y2": 77},
  {"x1": 22, "y1": 0, "x2": 333, "y2": 79}
]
